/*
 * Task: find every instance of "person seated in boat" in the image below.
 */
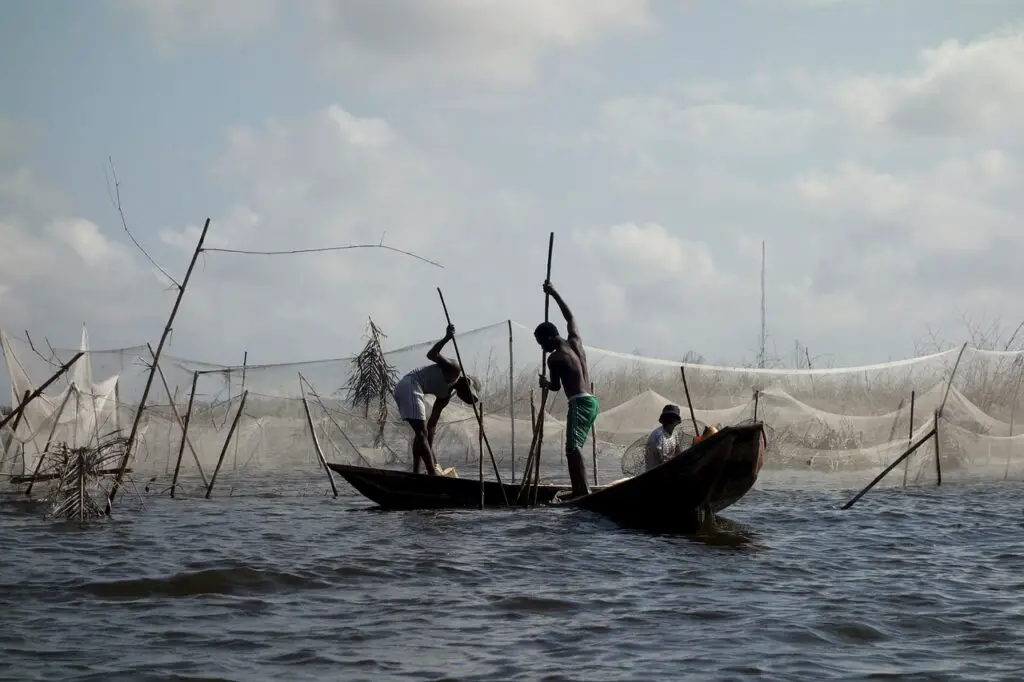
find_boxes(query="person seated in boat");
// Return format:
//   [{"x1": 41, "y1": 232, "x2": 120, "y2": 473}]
[
  {"x1": 393, "y1": 324, "x2": 481, "y2": 476},
  {"x1": 645, "y1": 404, "x2": 684, "y2": 472},
  {"x1": 535, "y1": 280, "x2": 598, "y2": 499}
]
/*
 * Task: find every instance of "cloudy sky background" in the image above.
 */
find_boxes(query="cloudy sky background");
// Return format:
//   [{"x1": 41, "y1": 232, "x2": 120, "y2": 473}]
[{"x1": 1, "y1": 0, "x2": 1022, "y2": 371}]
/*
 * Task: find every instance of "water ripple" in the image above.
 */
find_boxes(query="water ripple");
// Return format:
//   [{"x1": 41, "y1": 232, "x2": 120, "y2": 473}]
[{"x1": 2, "y1": 480, "x2": 1023, "y2": 681}]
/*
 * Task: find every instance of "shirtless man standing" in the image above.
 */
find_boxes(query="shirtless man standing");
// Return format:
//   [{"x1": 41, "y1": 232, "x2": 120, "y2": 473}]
[
  {"x1": 393, "y1": 324, "x2": 481, "y2": 476},
  {"x1": 534, "y1": 280, "x2": 598, "y2": 498}
]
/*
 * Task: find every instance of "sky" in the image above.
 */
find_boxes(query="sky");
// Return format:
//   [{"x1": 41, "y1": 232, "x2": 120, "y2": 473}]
[{"x1": 1, "y1": 0, "x2": 1023, "y2": 371}]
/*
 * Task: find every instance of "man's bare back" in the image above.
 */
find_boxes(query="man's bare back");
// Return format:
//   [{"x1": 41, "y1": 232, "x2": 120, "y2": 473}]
[{"x1": 546, "y1": 338, "x2": 589, "y2": 397}]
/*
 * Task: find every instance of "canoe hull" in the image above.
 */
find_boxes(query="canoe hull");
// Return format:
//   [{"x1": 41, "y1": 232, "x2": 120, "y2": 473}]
[
  {"x1": 325, "y1": 463, "x2": 570, "y2": 510},
  {"x1": 565, "y1": 422, "x2": 765, "y2": 532}
]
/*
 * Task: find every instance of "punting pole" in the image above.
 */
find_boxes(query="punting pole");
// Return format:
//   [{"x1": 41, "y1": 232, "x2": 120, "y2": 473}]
[
  {"x1": 679, "y1": 366, "x2": 699, "y2": 434},
  {"x1": 508, "y1": 320, "x2": 515, "y2": 483},
  {"x1": 301, "y1": 396, "x2": 339, "y2": 498},
  {"x1": 436, "y1": 288, "x2": 508, "y2": 506},
  {"x1": 108, "y1": 217, "x2": 212, "y2": 514},
  {"x1": 590, "y1": 380, "x2": 598, "y2": 486},
  {"x1": 205, "y1": 390, "x2": 248, "y2": 499},
  {"x1": 0, "y1": 353, "x2": 84, "y2": 432},
  {"x1": 841, "y1": 424, "x2": 937, "y2": 510},
  {"x1": 148, "y1": 343, "x2": 209, "y2": 487},
  {"x1": 478, "y1": 398, "x2": 484, "y2": 510},
  {"x1": 519, "y1": 233, "x2": 554, "y2": 506},
  {"x1": 170, "y1": 371, "x2": 199, "y2": 498},
  {"x1": 903, "y1": 389, "x2": 915, "y2": 487}
]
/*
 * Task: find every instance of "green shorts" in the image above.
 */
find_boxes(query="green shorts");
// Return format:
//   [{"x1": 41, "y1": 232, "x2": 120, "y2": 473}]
[{"x1": 565, "y1": 394, "x2": 599, "y2": 454}]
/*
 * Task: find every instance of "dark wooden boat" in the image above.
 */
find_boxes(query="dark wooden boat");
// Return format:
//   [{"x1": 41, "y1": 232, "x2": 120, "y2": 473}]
[
  {"x1": 562, "y1": 422, "x2": 766, "y2": 532},
  {"x1": 327, "y1": 422, "x2": 764, "y2": 525},
  {"x1": 325, "y1": 462, "x2": 576, "y2": 510}
]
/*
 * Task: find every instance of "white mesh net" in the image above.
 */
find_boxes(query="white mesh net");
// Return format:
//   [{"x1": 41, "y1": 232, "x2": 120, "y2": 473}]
[{"x1": 3, "y1": 320, "x2": 1023, "y2": 498}]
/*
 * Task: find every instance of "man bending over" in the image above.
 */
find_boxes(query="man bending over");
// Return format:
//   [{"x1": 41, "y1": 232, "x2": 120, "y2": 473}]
[
  {"x1": 393, "y1": 324, "x2": 481, "y2": 476},
  {"x1": 535, "y1": 280, "x2": 598, "y2": 498}
]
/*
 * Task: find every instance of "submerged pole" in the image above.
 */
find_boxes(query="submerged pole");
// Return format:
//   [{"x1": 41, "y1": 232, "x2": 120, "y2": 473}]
[{"x1": 205, "y1": 390, "x2": 247, "y2": 499}]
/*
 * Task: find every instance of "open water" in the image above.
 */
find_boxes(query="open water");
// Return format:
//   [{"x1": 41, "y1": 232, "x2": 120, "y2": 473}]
[{"x1": 1, "y1": 473, "x2": 1023, "y2": 682}]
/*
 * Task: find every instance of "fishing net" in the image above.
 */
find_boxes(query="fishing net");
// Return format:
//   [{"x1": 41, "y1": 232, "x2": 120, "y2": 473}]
[{"x1": 2, "y1": 320, "x2": 1023, "y2": 498}]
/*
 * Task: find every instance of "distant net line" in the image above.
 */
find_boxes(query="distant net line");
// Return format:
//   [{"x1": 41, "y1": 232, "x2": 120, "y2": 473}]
[{"x1": 201, "y1": 243, "x2": 444, "y2": 269}]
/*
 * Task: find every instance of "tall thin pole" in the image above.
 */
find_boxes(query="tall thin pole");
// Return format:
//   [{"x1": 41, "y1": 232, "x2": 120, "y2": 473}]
[
  {"x1": 170, "y1": 371, "x2": 199, "y2": 499},
  {"x1": 759, "y1": 241, "x2": 766, "y2": 370},
  {"x1": 108, "y1": 218, "x2": 212, "y2": 513},
  {"x1": 508, "y1": 320, "x2": 515, "y2": 483}
]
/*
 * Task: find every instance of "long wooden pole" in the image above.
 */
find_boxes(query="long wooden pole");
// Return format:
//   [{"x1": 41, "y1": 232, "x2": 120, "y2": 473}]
[
  {"x1": 933, "y1": 409, "x2": 942, "y2": 486},
  {"x1": 234, "y1": 350, "x2": 248, "y2": 472},
  {"x1": 301, "y1": 397, "x2": 339, "y2": 498},
  {"x1": 903, "y1": 389, "x2": 915, "y2": 487},
  {"x1": 24, "y1": 387, "x2": 74, "y2": 497},
  {"x1": 508, "y1": 320, "x2": 515, "y2": 483},
  {"x1": 108, "y1": 217, "x2": 212, "y2": 514},
  {"x1": 590, "y1": 380, "x2": 598, "y2": 486},
  {"x1": 436, "y1": 288, "x2": 508, "y2": 505},
  {"x1": 478, "y1": 399, "x2": 484, "y2": 509},
  {"x1": 205, "y1": 389, "x2": 247, "y2": 499},
  {"x1": 679, "y1": 366, "x2": 699, "y2": 434},
  {"x1": 170, "y1": 371, "x2": 199, "y2": 498},
  {"x1": 148, "y1": 343, "x2": 209, "y2": 487},
  {"x1": 0, "y1": 353, "x2": 84, "y2": 432},
  {"x1": 525, "y1": 232, "x2": 555, "y2": 506},
  {"x1": 842, "y1": 424, "x2": 937, "y2": 509}
]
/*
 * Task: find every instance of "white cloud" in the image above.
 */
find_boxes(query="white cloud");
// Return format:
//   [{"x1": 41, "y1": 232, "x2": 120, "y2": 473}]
[{"x1": 830, "y1": 28, "x2": 1024, "y2": 138}]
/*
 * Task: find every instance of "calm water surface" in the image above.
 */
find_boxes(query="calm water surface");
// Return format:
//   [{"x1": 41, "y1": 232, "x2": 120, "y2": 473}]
[{"x1": 2, "y1": 474, "x2": 1023, "y2": 682}]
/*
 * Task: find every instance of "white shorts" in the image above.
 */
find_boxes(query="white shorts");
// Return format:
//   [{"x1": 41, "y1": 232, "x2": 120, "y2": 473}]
[{"x1": 393, "y1": 373, "x2": 427, "y2": 422}]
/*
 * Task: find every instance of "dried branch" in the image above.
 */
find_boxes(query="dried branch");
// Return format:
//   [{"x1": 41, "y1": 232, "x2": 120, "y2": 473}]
[
  {"x1": 104, "y1": 157, "x2": 181, "y2": 288},
  {"x1": 344, "y1": 318, "x2": 399, "y2": 447}
]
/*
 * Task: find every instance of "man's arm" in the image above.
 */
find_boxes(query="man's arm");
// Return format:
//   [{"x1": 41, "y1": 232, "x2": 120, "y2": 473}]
[
  {"x1": 426, "y1": 394, "x2": 450, "y2": 444},
  {"x1": 544, "y1": 282, "x2": 580, "y2": 344},
  {"x1": 543, "y1": 354, "x2": 562, "y2": 393},
  {"x1": 426, "y1": 325, "x2": 461, "y2": 375}
]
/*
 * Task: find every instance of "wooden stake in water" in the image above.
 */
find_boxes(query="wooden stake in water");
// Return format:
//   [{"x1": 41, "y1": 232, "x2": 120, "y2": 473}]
[
  {"x1": 590, "y1": 380, "x2": 598, "y2": 486},
  {"x1": 479, "y1": 398, "x2": 484, "y2": 510},
  {"x1": 508, "y1": 320, "x2": 515, "y2": 483},
  {"x1": 842, "y1": 425, "x2": 937, "y2": 509},
  {"x1": 0, "y1": 353, "x2": 84, "y2": 432},
  {"x1": 148, "y1": 343, "x2": 209, "y2": 487},
  {"x1": 205, "y1": 390, "x2": 248, "y2": 499},
  {"x1": 301, "y1": 397, "x2": 339, "y2": 498},
  {"x1": 25, "y1": 388, "x2": 74, "y2": 497},
  {"x1": 933, "y1": 409, "x2": 942, "y2": 486},
  {"x1": 170, "y1": 371, "x2": 199, "y2": 499},
  {"x1": 436, "y1": 288, "x2": 508, "y2": 506},
  {"x1": 903, "y1": 389, "x2": 915, "y2": 487},
  {"x1": 108, "y1": 217, "x2": 212, "y2": 514}
]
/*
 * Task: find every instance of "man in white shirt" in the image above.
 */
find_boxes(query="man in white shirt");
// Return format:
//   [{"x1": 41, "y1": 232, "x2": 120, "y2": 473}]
[{"x1": 644, "y1": 404, "x2": 684, "y2": 472}]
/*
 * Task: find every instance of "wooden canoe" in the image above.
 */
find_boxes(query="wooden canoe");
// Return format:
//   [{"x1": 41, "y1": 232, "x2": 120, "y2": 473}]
[
  {"x1": 561, "y1": 422, "x2": 766, "y2": 532},
  {"x1": 324, "y1": 462, "x2": 578, "y2": 510}
]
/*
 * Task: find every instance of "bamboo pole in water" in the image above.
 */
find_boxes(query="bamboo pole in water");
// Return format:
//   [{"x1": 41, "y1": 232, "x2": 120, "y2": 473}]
[
  {"x1": 933, "y1": 409, "x2": 942, "y2": 486},
  {"x1": 148, "y1": 343, "x2": 209, "y2": 487},
  {"x1": 0, "y1": 354, "x2": 84, "y2": 432},
  {"x1": 590, "y1": 380, "x2": 598, "y2": 486},
  {"x1": 170, "y1": 371, "x2": 199, "y2": 499},
  {"x1": 301, "y1": 396, "x2": 338, "y2": 498},
  {"x1": 903, "y1": 389, "x2": 915, "y2": 487},
  {"x1": 479, "y1": 398, "x2": 484, "y2": 510},
  {"x1": 205, "y1": 390, "x2": 248, "y2": 499},
  {"x1": 108, "y1": 218, "x2": 212, "y2": 513},
  {"x1": 842, "y1": 425, "x2": 937, "y2": 510},
  {"x1": 25, "y1": 388, "x2": 74, "y2": 497},
  {"x1": 234, "y1": 350, "x2": 248, "y2": 472},
  {"x1": 508, "y1": 320, "x2": 515, "y2": 483}
]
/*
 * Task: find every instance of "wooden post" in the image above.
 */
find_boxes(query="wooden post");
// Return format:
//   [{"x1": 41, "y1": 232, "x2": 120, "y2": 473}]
[
  {"x1": 842, "y1": 425, "x2": 937, "y2": 509},
  {"x1": 205, "y1": 390, "x2": 247, "y2": 499},
  {"x1": 24, "y1": 387, "x2": 74, "y2": 497},
  {"x1": 479, "y1": 399, "x2": 484, "y2": 510},
  {"x1": 903, "y1": 389, "x2": 915, "y2": 487},
  {"x1": 933, "y1": 409, "x2": 942, "y2": 486},
  {"x1": 7, "y1": 389, "x2": 30, "y2": 483},
  {"x1": 752, "y1": 389, "x2": 760, "y2": 422},
  {"x1": 108, "y1": 217, "x2": 212, "y2": 514},
  {"x1": 436, "y1": 288, "x2": 508, "y2": 505},
  {"x1": 170, "y1": 371, "x2": 199, "y2": 498},
  {"x1": 590, "y1": 380, "x2": 598, "y2": 486},
  {"x1": 301, "y1": 397, "x2": 339, "y2": 498},
  {"x1": 234, "y1": 350, "x2": 248, "y2": 471},
  {"x1": 148, "y1": 343, "x2": 209, "y2": 487},
  {"x1": 0, "y1": 353, "x2": 84, "y2": 432},
  {"x1": 508, "y1": 320, "x2": 515, "y2": 483}
]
